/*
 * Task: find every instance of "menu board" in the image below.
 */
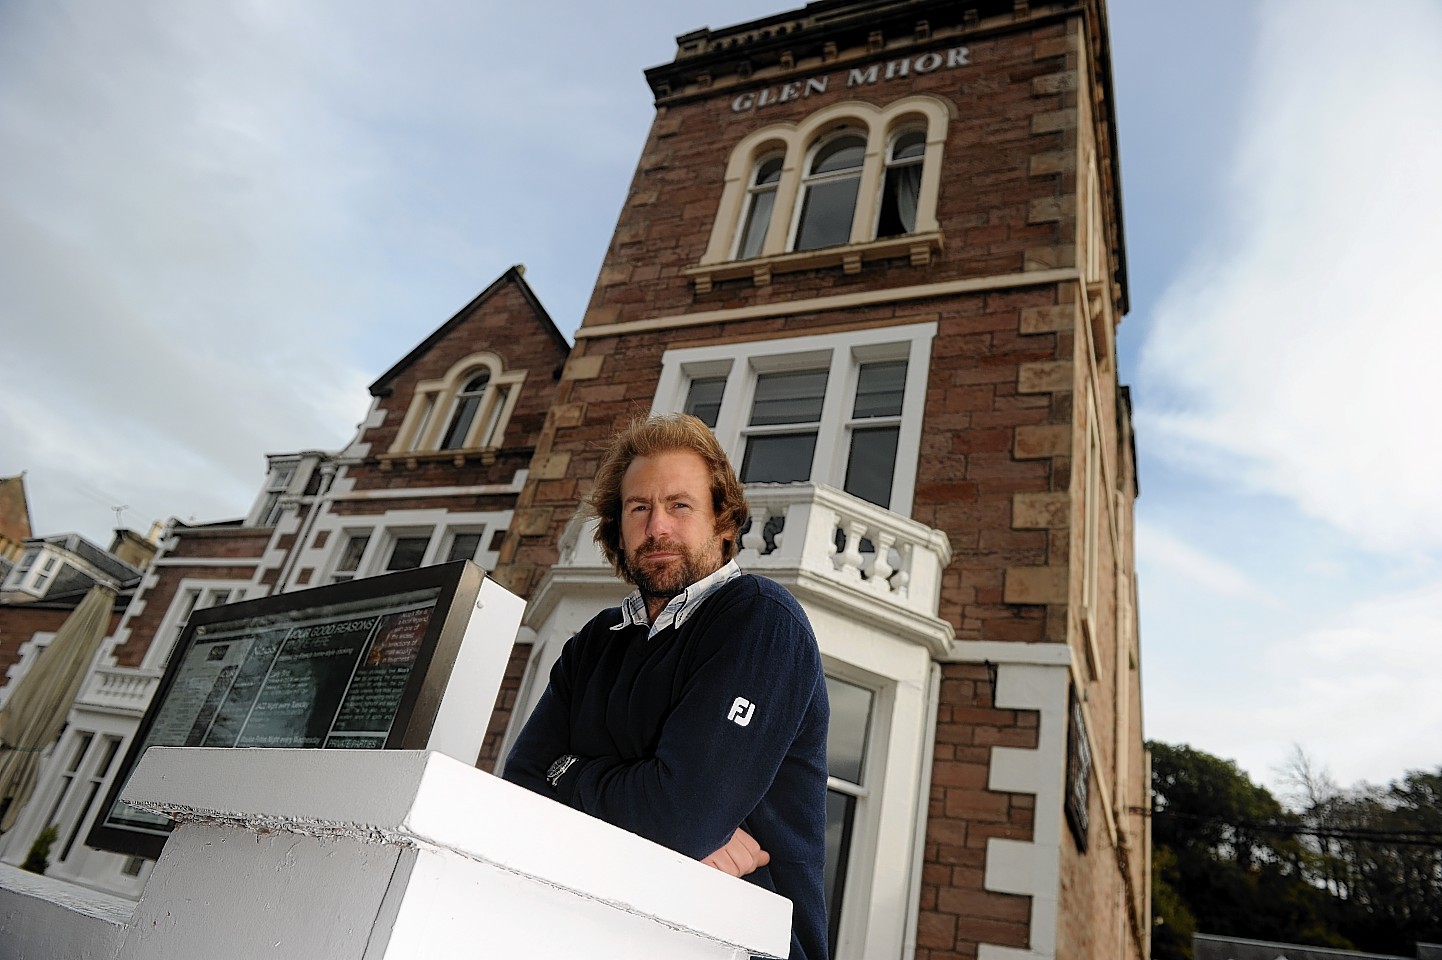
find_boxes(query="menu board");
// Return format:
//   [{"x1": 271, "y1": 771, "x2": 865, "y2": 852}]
[{"x1": 89, "y1": 561, "x2": 486, "y2": 859}]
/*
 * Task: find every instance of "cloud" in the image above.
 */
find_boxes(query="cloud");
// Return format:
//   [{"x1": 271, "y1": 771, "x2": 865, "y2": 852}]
[
  {"x1": 1237, "y1": 576, "x2": 1442, "y2": 789},
  {"x1": 1137, "y1": 0, "x2": 1442, "y2": 554},
  {"x1": 1135, "y1": 520, "x2": 1276, "y2": 605}
]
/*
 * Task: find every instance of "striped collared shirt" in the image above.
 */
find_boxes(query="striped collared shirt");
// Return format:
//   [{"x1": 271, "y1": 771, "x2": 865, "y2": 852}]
[{"x1": 611, "y1": 560, "x2": 742, "y2": 640}]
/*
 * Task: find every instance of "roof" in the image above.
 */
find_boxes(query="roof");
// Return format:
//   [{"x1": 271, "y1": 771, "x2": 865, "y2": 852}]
[
  {"x1": 1195, "y1": 933, "x2": 1412, "y2": 960},
  {"x1": 368, "y1": 265, "x2": 571, "y2": 398}
]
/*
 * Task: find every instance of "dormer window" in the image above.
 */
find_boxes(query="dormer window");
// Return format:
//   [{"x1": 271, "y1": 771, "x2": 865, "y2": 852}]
[
  {"x1": 389, "y1": 353, "x2": 524, "y2": 457},
  {"x1": 441, "y1": 371, "x2": 492, "y2": 450}
]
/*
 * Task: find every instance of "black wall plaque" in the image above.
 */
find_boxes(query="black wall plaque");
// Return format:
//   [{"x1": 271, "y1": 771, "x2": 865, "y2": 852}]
[{"x1": 89, "y1": 561, "x2": 487, "y2": 860}]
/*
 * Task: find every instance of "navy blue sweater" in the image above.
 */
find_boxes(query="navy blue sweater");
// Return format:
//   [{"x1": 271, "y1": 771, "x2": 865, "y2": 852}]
[{"x1": 504, "y1": 574, "x2": 829, "y2": 960}]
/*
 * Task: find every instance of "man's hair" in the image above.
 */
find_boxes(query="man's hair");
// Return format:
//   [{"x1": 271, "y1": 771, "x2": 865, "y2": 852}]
[{"x1": 587, "y1": 413, "x2": 749, "y2": 577}]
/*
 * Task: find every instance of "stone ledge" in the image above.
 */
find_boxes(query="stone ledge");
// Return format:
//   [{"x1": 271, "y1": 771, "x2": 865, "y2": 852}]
[{"x1": 685, "y1": 232, "x2": 943, "y2": 293}]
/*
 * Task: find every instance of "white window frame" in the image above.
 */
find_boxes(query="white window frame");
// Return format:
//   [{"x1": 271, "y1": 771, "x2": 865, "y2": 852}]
[
  {"x1": 439, "y1": 526, "x2": 488, "y2": 566},
  {"x1": 653, "y1": 323, "x2": 936, "y2": 516},
  {"x1": 731, "y1": 152, "x2": 786, "y2": 260},
  {"x1": 789, "y1": 128, "x2": 869, "y2": 252},
  {"x1": 377, "y1": 527, "x2": 436, "y2": 574},
  {"x1": 812, "y1": 624, "x2": 935, "y2": 960},
  {"x1": 389, "y1": 352, "x2": 525, "y2": 455}
]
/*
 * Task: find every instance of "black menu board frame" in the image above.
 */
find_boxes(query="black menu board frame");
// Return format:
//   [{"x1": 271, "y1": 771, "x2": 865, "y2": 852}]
[{"x1": 88, "y1": 559, "x2": 486, "y2": 860}]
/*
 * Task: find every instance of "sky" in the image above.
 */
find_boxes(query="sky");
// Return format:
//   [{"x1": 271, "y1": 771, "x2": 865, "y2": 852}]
[{"x1": 3, "y1": 0, "x2": 1440, "y2": 798}]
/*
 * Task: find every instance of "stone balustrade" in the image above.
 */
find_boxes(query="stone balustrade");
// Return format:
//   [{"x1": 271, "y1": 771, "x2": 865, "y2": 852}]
[
  {"x1": 549, "y1": 481, "x2": 954, "y2": 655},
  {"x1": 76, "y1": 667, "x2": 162, "y2": 715}
]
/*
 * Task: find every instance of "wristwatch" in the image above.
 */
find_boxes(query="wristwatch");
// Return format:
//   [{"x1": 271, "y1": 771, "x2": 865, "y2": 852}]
[{"x1": 546, "y1": 754, "x2": 579, "y2": 788}]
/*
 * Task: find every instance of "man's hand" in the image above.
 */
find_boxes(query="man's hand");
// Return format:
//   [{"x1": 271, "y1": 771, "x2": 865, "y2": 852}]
[{"x1": 702, "y1": 827, "x2": 770, "y2": 877}]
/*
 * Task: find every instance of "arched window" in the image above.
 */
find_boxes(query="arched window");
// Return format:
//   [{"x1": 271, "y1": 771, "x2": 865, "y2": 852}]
[
  {"x1": 440, "y1": 370, "x2": 491, "y2": 450},
  {"x1": 876, "y1": 129, "x2": 926, "y2": 238},
  {"x1": 735, "y1": 154, "x2": 783, "y2": 260},
  {"x1": 793, "y1": 133, "x2": 866, "y2": 252}
]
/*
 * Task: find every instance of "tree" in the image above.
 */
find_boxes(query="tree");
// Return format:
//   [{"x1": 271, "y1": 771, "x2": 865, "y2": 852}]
[{"x1": 1148, "y1": 742, "x2": 1349, "y2": 957}]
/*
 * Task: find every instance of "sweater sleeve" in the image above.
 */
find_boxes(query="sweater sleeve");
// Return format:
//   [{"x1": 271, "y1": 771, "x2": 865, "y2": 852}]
[
  {"x1": 554, "y1": 586, "x2": 824, "y2": 860},
  {"x1": 501, "y1": 639, "x2": 577, "y2": 796}
]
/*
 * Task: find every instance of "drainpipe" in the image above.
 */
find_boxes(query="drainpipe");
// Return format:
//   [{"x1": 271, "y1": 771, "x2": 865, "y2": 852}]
[{"x1": 900, "y1": 661, "x2": 942, "y2": 959}]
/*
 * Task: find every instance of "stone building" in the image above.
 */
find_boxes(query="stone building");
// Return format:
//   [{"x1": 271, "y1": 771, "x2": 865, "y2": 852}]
[
  {"x1": 490, "y1": 1, "x2": 1146, "y2": 957},
  {"x1": 0, "y1": 1, "x2": 1146, "y2": 956}
]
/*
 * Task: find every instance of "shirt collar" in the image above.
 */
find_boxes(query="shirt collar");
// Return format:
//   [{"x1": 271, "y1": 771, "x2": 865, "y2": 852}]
[{"x1": 612, "y1": 560, "x2": 742, "y2": 640}]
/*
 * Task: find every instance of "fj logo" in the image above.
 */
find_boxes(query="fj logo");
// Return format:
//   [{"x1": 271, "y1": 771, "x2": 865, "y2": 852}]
[{"x1": 728, "y1": 697, "x2": 755, "y2": 727}]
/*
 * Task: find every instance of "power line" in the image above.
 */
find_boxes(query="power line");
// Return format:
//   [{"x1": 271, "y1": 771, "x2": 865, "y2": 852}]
[{"x1": 1156, "y1": 809, "x2": 1442, "y2": 849}]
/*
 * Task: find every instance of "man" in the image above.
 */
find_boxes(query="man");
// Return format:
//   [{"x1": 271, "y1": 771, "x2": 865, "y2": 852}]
[{"x1": 504, "y1": 413, "x2": 829, "y2": 960}]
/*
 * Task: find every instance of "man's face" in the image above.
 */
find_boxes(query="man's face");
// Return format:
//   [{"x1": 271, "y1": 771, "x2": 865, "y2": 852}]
[{"x1": 618, "y1": 448, "x2": 732, "y2": 602}]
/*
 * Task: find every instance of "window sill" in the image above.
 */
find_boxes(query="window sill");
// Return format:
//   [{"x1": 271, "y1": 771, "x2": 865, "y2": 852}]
[
  {"x1": 685, "y1": 232, "x2": 943, "y2": 294},
  {"x1": 377, "y1": 449, "x2": 498, "y2": 470}
]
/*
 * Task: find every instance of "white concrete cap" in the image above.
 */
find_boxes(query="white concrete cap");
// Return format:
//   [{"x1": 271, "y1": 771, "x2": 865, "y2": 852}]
[{"x1": 124, "y1": 746, "x2": 792, "y2": 957}]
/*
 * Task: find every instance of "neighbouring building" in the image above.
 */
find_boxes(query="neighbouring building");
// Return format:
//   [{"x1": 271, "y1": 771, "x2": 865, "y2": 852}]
[
  {"x1": 0, "y1": 267, "x2": 570, "y2": 893},
  {"x1": 0, "y1": 1, "x2": 1147, "y2": 956}
]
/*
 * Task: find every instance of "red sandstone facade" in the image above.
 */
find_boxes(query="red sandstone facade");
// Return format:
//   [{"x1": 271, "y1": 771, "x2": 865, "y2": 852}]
[{"x1": 493, "y1": 2, "x2": 1147, "y2": 957}]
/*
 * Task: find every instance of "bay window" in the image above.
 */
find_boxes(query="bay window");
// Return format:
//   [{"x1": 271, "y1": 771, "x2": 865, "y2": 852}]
[{"x1": 653, "y1": 322, "x2": 935, "y2": 516}]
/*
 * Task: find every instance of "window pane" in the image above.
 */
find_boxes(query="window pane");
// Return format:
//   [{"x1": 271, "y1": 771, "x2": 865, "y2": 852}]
[
  {"x1": 337, "y1": 535, "x2": 369, "y2": 573},
  {"x1": 811, "y1": 135, "x2": 865, "y2": 174},
  {"x1": 259, "y1": 493, "x2": 283, "y2": 527},
  {"x1": 891, "y1": 130, "x2": 926, "y2": 161},
  {"x1": 741, "y1": 432, "x2": 817, "y2": 484},
  {"x1": 441, "y1": 395, "x2": 481, "y2": 450},
  {"x1": 795, "y1": 177, "x2": 860, "y2": 251},
  {"x1": 386, "y1": 536, "x2": 430, "y2": 571},
  {"x1": 445, "y1": 533, "x2": 483, "y2": 564},
  {"x1": 844, "y1": 426, "x2": 900, "y2": 508},
  {"x1": 824, "y1": 789, "x2": 857, "y2": 957},
  {"x1": 684, "y1": 377, "x2": 727, "y2": 428},
  {"x1": 462, "y1": 372, "x2": 491, "y2": 393},
  {"x1": 852, "y1": 361, "x2": 907, "y2": 418},
  {"x1": 737, "y1": 188, "x2": 776, "y2": 260},
  {"x1": 825, "y1": 677, "x2": 873, "y2": 784},
  {"x1": 755, "y1": 155, "x2": 784, "y2": 185},
  {"x1": 749, "y1": 370, "x2": 828, "y2": 426}
]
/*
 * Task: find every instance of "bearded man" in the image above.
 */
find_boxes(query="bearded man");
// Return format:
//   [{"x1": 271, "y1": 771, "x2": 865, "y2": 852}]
[{"x1": 503, "y1": 413, "x2": 830, "y2": 960}]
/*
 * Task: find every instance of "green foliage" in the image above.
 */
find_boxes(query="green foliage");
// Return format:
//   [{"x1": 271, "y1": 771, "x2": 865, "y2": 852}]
[
  {"x1": 1148, "y1": 742, "x2": 1351, "y2": 957},
  {"x1": 20, "y1": 824, "x2": 59, "y2": 875}
]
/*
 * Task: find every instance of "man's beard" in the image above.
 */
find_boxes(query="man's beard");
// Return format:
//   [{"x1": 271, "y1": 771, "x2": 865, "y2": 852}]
[{"x1": 620, "y1": 536, "x2": 723, "y2": 603}]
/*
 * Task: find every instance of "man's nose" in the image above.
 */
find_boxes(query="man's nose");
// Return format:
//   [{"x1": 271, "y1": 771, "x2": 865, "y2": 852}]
[{"x1": 646, "y1": 507, "x2": 673, "y2": 538}]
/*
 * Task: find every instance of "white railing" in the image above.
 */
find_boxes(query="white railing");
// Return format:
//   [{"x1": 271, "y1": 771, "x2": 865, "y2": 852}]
[
  {"x1": 552, "y1": 483, "x2": 953, "y2": 647},
  {"x1": 77, "y1": 666, "x2": 162, "y2": 714},
  {"x1": 735, "y1": 482, "x2": 951, "y2": 620}
]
